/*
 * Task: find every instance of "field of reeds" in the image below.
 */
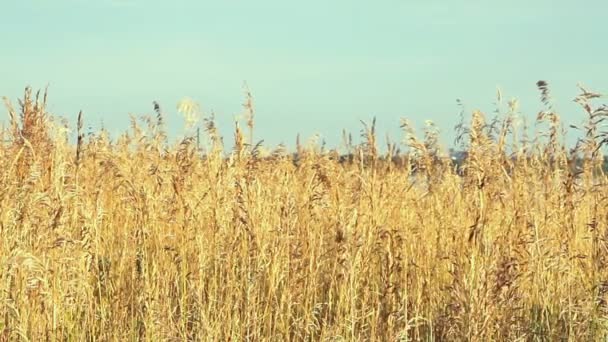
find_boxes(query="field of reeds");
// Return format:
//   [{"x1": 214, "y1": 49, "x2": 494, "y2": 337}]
[{"x1": 1, "y1": 82, "x2": 608, "y2": 341}]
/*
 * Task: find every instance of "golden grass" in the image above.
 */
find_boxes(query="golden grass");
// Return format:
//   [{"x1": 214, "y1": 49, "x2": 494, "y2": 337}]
[{"x1": 1, "y1": 83, "x2": 608, "y2": 341}]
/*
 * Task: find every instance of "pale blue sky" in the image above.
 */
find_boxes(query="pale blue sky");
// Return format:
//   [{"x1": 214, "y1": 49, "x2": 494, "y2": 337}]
[{"x1": 1, "y1": 0, "x2": 607, "y2": 148}]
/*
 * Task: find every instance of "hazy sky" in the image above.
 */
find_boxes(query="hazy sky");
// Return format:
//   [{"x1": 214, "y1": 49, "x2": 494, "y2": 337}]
[{"x1": 1, "y1": 0, "x2": 607, "y2": 148}]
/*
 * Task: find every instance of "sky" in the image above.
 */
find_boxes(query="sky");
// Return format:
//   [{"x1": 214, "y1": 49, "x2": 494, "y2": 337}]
[{"x1": 1, "y1": 0, "x2": 607, "y2": 150}]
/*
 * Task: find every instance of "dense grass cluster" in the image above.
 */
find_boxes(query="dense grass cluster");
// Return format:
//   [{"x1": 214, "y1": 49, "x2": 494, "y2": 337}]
[{"x1": 1, "y1": 84, "x2": 608, "y2": 341}]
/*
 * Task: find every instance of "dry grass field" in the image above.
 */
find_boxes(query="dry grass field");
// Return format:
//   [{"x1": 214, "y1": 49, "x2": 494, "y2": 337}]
[{"x1": 1, "y1": 83, "x2": 608, "y2": 341}]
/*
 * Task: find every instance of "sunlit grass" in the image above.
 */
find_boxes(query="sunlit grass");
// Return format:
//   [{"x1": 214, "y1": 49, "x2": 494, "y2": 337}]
[{"x1": 1, "y1": 83, "x2": 608, "y2": 341}]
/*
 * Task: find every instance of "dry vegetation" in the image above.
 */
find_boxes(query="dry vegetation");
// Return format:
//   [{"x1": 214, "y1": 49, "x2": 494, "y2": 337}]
[{"x1": 1, "y1": 83, "x2": 608, "y2": 341}]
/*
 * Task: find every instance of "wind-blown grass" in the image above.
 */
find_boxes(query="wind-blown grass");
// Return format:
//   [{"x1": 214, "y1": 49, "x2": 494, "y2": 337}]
[{"x1": 1, "y1": 83, "x2": 608, "y2": 341}]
